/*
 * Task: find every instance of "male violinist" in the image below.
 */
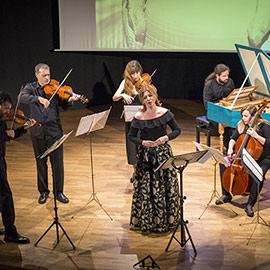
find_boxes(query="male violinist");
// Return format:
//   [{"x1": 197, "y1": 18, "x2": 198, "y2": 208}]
[
  {"x1": 21, "y1": 63, "x2": 80, "y2": 204},
  {"x1": 0, "y1": 90, "x2": 36, "y2": 243},
  {"x1": 216, "y1": 104, "x2": 270, "y2": 217}
]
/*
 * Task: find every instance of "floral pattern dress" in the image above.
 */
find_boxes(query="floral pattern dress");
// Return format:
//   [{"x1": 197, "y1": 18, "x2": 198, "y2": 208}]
[{"x1": 128, "y1": 110, "x2": 181, "y2": 232}]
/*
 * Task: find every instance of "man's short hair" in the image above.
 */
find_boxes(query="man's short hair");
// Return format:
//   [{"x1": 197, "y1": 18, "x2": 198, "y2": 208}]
[{"x1": 34, "y1": 63, "x2": 50, "y2": 74}]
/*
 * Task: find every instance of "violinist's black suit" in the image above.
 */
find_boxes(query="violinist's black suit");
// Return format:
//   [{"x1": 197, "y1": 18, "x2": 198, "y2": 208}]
[
  {"x1": 21, "y1": 81, "x2": 71, "y2": 196},
  {"x1": 0, "y1": 120, "x2": 26, "y2": 235}
]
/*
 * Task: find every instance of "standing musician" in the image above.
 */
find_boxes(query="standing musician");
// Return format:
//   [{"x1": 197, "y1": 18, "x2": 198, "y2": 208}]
[
  {"x1": 20, "y1": 63, "x2": 80, "y2": 204},
  {"x1": 113, "y1": 60, "x2": 143, "y2": 182},
  {"x1": 0, "y1": 91, "x2": 36, "y2": 243},
  {"x1": 216, "y1": 104, "x2": 270, "y2": 217}
]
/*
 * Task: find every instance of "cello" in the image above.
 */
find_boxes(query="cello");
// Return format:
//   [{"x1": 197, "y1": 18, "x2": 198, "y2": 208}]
[{"x1": 222, "y1": 100, "x2": 268, "y2": 195}]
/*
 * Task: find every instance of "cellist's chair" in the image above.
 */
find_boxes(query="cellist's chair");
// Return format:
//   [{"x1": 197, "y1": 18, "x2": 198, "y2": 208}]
[{"x1": 196, "y1": 115, "x2": 219, "y2": 147}]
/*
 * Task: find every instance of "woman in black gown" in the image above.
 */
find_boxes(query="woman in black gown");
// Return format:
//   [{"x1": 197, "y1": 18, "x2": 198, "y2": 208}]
[{"x1": 128, "y1": 85, "x2": 181, "y2": 232}]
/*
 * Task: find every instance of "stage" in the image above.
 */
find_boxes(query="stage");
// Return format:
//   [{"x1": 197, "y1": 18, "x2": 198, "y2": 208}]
[{"x1": 1, "y1": 99, "x2": 270, "y2": 270}]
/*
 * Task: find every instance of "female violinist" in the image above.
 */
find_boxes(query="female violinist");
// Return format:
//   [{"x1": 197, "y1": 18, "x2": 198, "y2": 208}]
[
  {"x1": 216, "y1": 104, "x2": 270, "y2": 217},
  {"x1": 112, "y1": 60, "x2": 143, "y2": 182}
]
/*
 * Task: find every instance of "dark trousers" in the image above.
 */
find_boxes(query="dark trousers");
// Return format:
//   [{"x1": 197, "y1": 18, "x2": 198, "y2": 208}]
[
  {"x1": 219, "y1": 164, "x2": 231, "y2": 197},
  {"x1": 248, "y1": 161, "x2": 269, "y2": 206},
  {"x1": 0, "y1": 170, "x2": 17, "y2": 236},
  {"x1": 31, "y1": 134, "x2": 64, "y2": 195},
  {"x1": 219, "y1": 159, "x2": 270, "y2": 206}
]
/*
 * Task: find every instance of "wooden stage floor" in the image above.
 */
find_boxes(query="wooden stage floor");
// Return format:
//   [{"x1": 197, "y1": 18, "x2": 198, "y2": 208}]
[{"x1": 1, "y1": 99, "x2": 270, "y2": 270}]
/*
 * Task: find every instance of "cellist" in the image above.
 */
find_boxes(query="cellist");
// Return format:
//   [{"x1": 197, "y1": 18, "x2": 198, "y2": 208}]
[{"x1": 216, "y1": 104, "x2": 270, "y2": 217}]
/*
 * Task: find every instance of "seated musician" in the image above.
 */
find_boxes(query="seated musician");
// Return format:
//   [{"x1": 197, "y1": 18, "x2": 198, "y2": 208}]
[
  {"x1": 216, "y1": 104, "x2": 270, "y2": 217},
  {"x1": 203, "y1": 63, "x2": 235, "y2": 110},
  {"x1": 203, "y1": 64, "x2": 235, "y2": 149}
]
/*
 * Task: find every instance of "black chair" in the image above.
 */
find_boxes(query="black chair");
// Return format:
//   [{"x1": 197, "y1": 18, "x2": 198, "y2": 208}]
[{"x1": 196, "y1": 115, "x2": 219, "y2": 147}]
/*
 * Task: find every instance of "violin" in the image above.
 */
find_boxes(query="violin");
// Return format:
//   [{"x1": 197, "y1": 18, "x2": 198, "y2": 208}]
[
  {"x1": 2, "y1": 109, "x2": 42, "y2": 127},
  {"x1": 44, "y1": 79, "x2": 89, "y2": 104},
  {"x1": 134, "y1": 70, "x2": 157, "y2": 92},
  {"x1": 222, "y1": 101, "x2": 267, "y2": 195}
]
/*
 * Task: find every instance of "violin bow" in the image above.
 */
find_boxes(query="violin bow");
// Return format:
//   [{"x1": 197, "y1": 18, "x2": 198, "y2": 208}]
[
  {"x1": 150, "y1": 69, "x2": 157, "y2": 79},
  {"x1": 47, "y1": 68, "x2": 73, "y2": 103},
  {"x1": 10, "y1": 85, "x2": 24, "y2": 130}
]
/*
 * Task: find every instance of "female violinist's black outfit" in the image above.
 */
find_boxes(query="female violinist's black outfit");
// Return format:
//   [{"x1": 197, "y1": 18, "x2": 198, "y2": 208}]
[
  {"x1": 221, "y1": 122, "x2": 270, "y2": 206},
  {"x1": 128, "y1": 110, "x2": 181, "y2": 232},
  {"x1": 124, "y1": 94, "x2": 141, "y2": 165}
]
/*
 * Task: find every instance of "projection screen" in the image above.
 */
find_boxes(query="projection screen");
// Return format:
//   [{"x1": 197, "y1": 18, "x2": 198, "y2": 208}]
[{"x1": 57, "y1": 0, "x2": 270, "y2": 52}]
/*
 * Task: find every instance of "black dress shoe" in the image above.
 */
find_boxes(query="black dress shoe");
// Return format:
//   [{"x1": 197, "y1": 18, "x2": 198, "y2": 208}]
[
  {"x1": 0, "y1": 228, "x2": 5, "y2": 235},
  {"x1": 245, "y1": 204, "x2": 254, "y2": 217},
  {"x1": 215, "y1": 195, "x2": 232, "y2": 205},
  {"x1": 56, "y1": 192, "x2": 69, "y2": 203},
  {"x1": 4, "y1": 233, "x2": 30, "y2": 244},
  {"x1": 38, "y1": 192, "x2": 49, "y2": 204}
]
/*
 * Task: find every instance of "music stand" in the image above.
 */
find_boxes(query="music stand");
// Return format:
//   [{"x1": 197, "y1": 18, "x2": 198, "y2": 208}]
[
  {"x1": 239, "y1": 148, "x2": 270, "y2": 245},
  {"x1": 71, "y1": 107, "x2": 113, "y2": 220},
  {"x1": 122, "y1": 105, "x2": 143, "y2": 122},
  {"x1": 159, "y1": 150, "x2": 209, "y2": 255},
  {"x1": 133, "y1": 254, "x2": 160, "y2": 270},
  {"x1": 193, "y1": 142, "x2": 238, "y2": 219},
  {"x1": 35, "y1": 131, "x2": 75, "y2": 249}
]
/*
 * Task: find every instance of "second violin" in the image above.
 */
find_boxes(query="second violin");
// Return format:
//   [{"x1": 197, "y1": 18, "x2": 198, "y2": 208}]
[{"x1": 2, "y1": 109, "x2": 41, "y2": 128}]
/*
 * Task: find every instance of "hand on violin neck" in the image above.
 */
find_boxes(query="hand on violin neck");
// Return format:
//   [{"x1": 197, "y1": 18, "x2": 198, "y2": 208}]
[
  {"x1": 38, "y1": 96, "x2": 50, "y2": 109},
  {"x1": 6, "y1": 130, "x2": 15, "y2": 138},
  {"x1": 23, "y1": 119, "x2": 37, "y2": 129},
  {"x1": 68, "y1": 93, "x2": 80, "y2": 103}
]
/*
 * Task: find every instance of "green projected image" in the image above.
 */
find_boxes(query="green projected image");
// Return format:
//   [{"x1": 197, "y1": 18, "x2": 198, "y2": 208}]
[{"x1": 96, "y1": 0, "x2": 270, "y2": 51}]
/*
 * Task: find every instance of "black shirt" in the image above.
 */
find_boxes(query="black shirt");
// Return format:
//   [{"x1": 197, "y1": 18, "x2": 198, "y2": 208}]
[
  {"x1": 232, "y1": 122, "x2": 270, "y2": 160},
  {"x1": 203, "y1": 78, "x2": 235, "y2": 110},
  {"x1": 21, "y1": 81, "x2": 71, "y2": 140},
  {"x1": 128, "y1": 110, "x2": 181, "y2": 145},
  {"x1": 0, "y1": 120, "x2": 26, "y2": 171}
]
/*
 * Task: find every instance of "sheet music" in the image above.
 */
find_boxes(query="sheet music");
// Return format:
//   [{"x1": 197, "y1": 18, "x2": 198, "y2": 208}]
[
  {"x1": 90, "y1": 107, "x2": 111, "y2": 132},
  {"x1": 75, "y1": 114, "x2": 96, "y2": 136},
  {"x1": 123, "y1": 105, "x2": 143, "y2": 122},
  {"x1": 242, "y1": 148, "x2": 263, "y2": 184},
  {"x1": 75, "y1": 107, "x2": 111, "y2": 136},
  {"x1": 193, "y1": 141, "x2": 229, "y2": 166},
  {"x1": 39, "y1": 130, "x2": 73, "y2": 159},
  {"x1": 197, "y1": 151, "x2": 213, "y2": 164},
  {"x1": 154, "y1": 150, "x2": 208, "y2": 171}
]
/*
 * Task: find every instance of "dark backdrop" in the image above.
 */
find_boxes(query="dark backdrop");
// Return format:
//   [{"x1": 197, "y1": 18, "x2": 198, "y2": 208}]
[{"x1": 1, "y1": 0, "x2": 247, "y2": 109}]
